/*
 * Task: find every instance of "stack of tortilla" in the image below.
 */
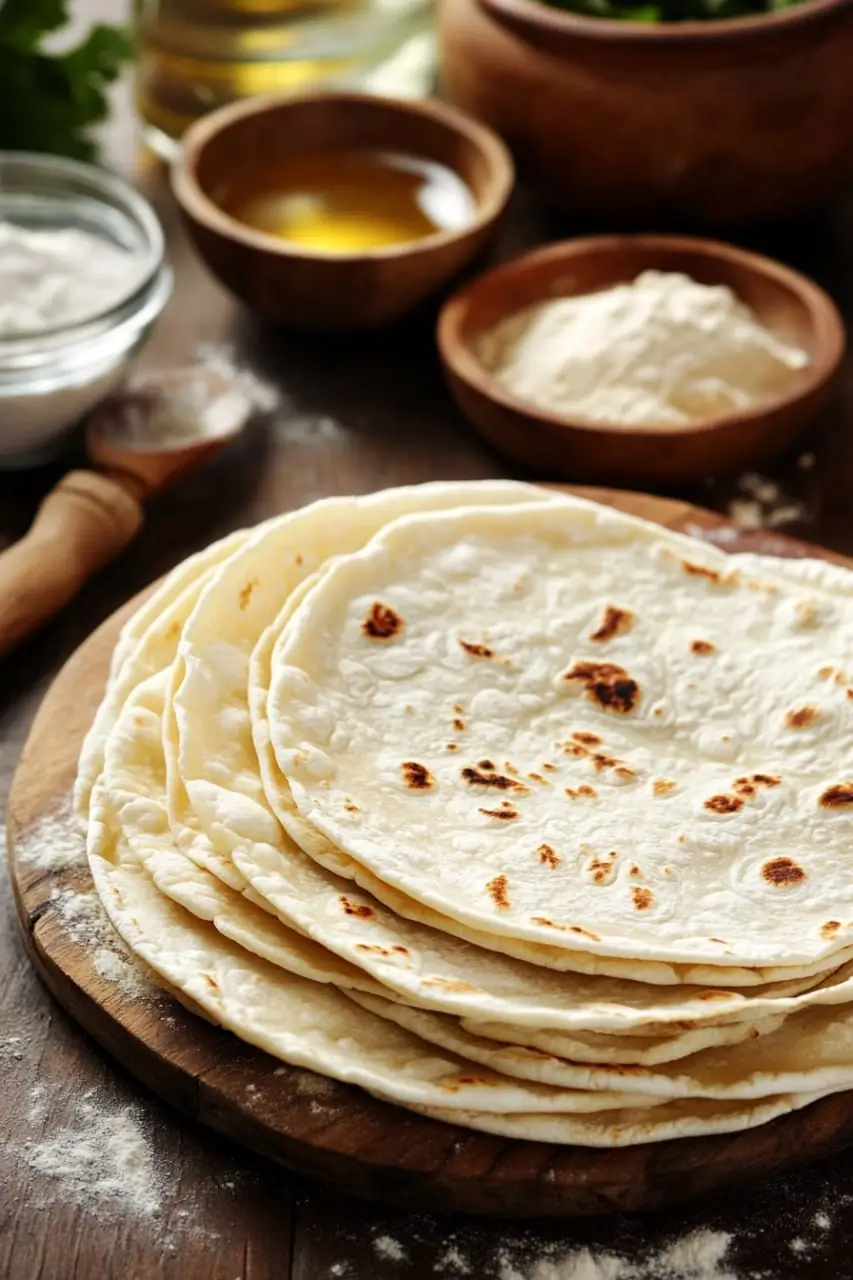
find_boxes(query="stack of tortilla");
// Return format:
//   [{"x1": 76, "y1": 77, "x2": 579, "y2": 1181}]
[{"x1": 77, "y1": 480, "x2": 853, "y2": 1146}]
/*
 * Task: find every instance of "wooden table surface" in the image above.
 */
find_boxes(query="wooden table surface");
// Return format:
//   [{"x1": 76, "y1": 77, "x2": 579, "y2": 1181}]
[{"x1": 4, "y1": 11, "x2": 853, "y2": 1279}]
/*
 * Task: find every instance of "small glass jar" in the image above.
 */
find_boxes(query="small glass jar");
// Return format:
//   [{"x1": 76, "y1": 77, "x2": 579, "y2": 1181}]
[
  {"x1": 0, "y1": 152, "x2": 172, "y2": 468},
  {"x1": 134, "y1": 0, "x2": 436, "y2": 160}
]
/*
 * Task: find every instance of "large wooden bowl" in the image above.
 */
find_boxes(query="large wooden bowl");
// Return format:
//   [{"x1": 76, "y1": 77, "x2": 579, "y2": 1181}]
[
  {"x1": 172, "y1": 92, "x2": 514, "y2": 330},
  {"x1": 438, "y1": 0, "x2": 853, "y2": 226},
  {"x1": 437, "y1": 234, "x2": 845, "y2": 485}
]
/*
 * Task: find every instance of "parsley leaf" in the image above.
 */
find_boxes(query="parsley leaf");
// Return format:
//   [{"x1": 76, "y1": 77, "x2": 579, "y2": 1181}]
[{"x1": 0, "y1": 0, "x2": 133, "y2": 161}]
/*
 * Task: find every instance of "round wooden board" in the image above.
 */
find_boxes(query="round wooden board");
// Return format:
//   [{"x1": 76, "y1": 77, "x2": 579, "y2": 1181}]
[{"x1": 9, "y1": 485, "x2": 853, "y2": 1219}]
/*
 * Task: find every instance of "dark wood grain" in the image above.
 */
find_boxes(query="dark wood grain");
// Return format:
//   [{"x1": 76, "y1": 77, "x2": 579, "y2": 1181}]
[
  {"x1": 4, "y1": 3, "x2": 853, "y2": 1274},
  {"x1": 9, "y1": 486, "x2": 853, "y2": 1234}
]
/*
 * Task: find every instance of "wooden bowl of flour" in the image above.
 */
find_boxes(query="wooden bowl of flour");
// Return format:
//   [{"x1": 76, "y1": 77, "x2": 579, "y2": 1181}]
[{"x1": 437, "y1": 234, "x2": 845, "y2": 486}]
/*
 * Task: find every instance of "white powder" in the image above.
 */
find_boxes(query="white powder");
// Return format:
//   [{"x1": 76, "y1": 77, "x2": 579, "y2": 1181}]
[
  {"x1": 103, "y1": 373, "x2": 252, "y2": 450},
  {"x1": 195, "y1": 341, "x2": 280, "y2": 415},
  {"x1": 13, "y1": 802, "x2": 85, "y2": 871},
  {"x1": 51, "y1": 885, "x2": 107, "y2": 943},
  {"x1": 727, "y1": 471, "x2": 807, "y2": 531},
  {"x1": 92, "y1": 945, "x2": 156, "y2": 1000},
  {"x1": 436, "y1": 1245, "x2": 472, "y2": 1275},
  {"x1": 374, "y1": 1235, "x2": 407, "y2": 1263},
  {"x1": 0, "y1": 222, "x2": 146, "y2": 336},
  {"x1": 498, "y1": 1230, "x2": 734, "y2": 1280},
  {"x1": 480, "y1": 271, "x2": 808, "y2": 427},
  {"x1": 813, "y1": 1211, "x2": 832, "y2": 1230},
  {"x1": 15, "y1": 1096, "x2": 162, "y2": 1218}
]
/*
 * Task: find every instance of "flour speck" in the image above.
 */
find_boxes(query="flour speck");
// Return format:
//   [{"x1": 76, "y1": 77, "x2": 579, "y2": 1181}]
[
  {"x1": 13, "y1": 803, "x2": 85, "y2": 870},
  {"x1": 374, "y1": 1235, "x2": 407, "y2": 1264}
]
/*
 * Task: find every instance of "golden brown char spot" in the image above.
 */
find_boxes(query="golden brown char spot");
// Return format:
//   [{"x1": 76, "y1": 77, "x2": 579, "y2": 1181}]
[
  {"x1": 653, "y1": 707, "x2": 664, "y2": 719},
  {"x1": 445, "y1": 743, "x2": 458, "y2": 752},
  {"x1": 697, "y1": 990, "x2": 736, "y2": 1002},
  {"x1": 401, "y1": 761, "x2": 434, "y2": 791},
  {"x1": 681, "y1": 560, "x2": 722, "y2": 582},
  {"x1": 530, "y1": 916, "x2": 600, "y2": 942},
  {"x1": 588, "y1": 856, "x2": 617, "y2": 885},
  {"x1": 363, "y1": 601, "x2": 404, "y2": 639},
  {"x1": 542, "y1": 762, "x2": 557, "y2": 773},
  {"x1": 564, "y1": 661, "x2": 640, "y2": 714},
  {"x1": 479, "y1": 806, "x2": 519, "y2": 821},
  {"x1": 653, "y1": 779, "x2": 677, "y2": 798},
  {"x1": 537, "y1": 843, "x2": 560, "y2": 869},
  {"x1": 504, "y1": 762, "x2": 519, "y2": 777},
  {"x1": 294, "y1": 552, "x2": 303, "y2": 565},
  {"x1": 238, "y1": 578, "x2": 259, "y2": 610},
  {"x1": 761, "y1": 856, "x2": 806, "y2": 887},
  {"x1": 528, "y1": 772, "x2": 547, "y2": 784},
  {"x1": 704, "y1": 794, "x2": 744, "y2": 814},
  {"x1": 391, "y1": 945, "x2": 409, "y2": 955},
  {"x1": 479, "y1": 759, "x2": 495, "y2": 770},
  {"x1": 821, "y1": 921, "x2": 841, "y2": 939},
  {"x1": 355, "y1": 944, "x2": 390, "y2": 956},
  {"x1": 819, "y1": 783, "x2": 853, "y2": 809},
  {"x1": 629, "y1": 864, "x2": 641, "y2": 877},
  {"x1": 459, "y1": 639, "x2": 493, "y2": 659},
  {"x1": 589, "y1": 605, "x2": 634, "y2": 643},
  {"x1": 454, "y1": 704, "x2": 464, "y2": 714},
  {"x1": 340, "y1": 896, "x2": 373, "y2": 919},
  {"x1": 572, "y1": 731, "x2": 602, "y2": 746},
  {"x1": 631, "y1": 886, "x2": 654, "y2": 910},
  {"x1": 736, "y1": 773, "x2": 781, "y2": 790},
  {"x1": 462, "y1": 765, "x2": 527, "y2": 792},
  {"x1": 749, "y1": 1027, "x2": 760, "y2": 1040},
  {"x1": 453, "y1": 718, "x2": 465, "y2": 732},
  {"x1": 690, "y1": 639, "x2": 716, "y2": 656},
  {"x1": 565, "y1": 785, "x2": 598, "y2": 801},
  {"x1": 848, "y1": 689, "x2": 853, "y2": 701},
  {"x1": 165, "y1": 620, "x2": 181, "y2": 640},
  {"x1": 818, "y1": 666, "x2": 837, "y2": 681},
  {"x1": 708, "y1": 938, "x2": 728, "y2": 945},
  {"x1": 423, "y1": 977, "x2": 478, "y2": 994},
  {"x1": 343, "y1": 801, "x2": 360, "y2": 813},
  {"x1": 486, "y1": 874, "x2": 511, "y2": 909}
]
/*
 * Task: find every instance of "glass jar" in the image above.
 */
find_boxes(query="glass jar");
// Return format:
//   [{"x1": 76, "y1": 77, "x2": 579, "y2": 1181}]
[{"x1": 134, "y1": 0, "x2": 436, "y2": 159}]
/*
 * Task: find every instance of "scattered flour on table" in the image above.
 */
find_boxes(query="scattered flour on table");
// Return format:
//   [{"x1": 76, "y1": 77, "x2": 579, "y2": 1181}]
[
  {"x1": 12, "y1": 801, "x2": 85, "y2": 871},
  {"x1": 813, "y1": 1211, "x2": 832, "y2": 1230},
  {"x1": 373, "y1": 1235, "x2": 408, "y2": 1264},
  {"x1": 14, "y1": 1093, "x2": 162, "y2": 1218},
  {"x1": 436, "y1": 1245, "x2": 473, "y2": 1275},
  {"x1": 727, "y1": 473, "x2": 807, "y2": 531},
  {"x1": 196, "y1": 341, "x2": 280, "y2": 415},
  {"x1": 497, "y1": 1230, "x2": 736, "y2": 1280}
]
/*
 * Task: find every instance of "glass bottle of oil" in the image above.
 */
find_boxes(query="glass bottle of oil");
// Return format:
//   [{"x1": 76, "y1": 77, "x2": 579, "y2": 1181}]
[{"x1": 134, "y1": 0, "x2": 435, "y2": 160}]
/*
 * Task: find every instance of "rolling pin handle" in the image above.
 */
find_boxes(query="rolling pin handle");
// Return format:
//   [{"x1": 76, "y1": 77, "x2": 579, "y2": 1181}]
[{"x1": 0, "y1": 470, "x2": 144, "y2": 658}]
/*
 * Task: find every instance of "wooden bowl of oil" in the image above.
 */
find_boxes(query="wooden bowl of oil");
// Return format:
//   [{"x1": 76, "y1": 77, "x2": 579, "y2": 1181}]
[{"x1": 172, "y1": 92, "x2": 514, "y2": 331}]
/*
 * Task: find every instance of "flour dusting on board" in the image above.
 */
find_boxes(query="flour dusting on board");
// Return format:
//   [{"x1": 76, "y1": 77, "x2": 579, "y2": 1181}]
[{"x1": 12, "y1": 801, "x2": 85, "y2": 870}]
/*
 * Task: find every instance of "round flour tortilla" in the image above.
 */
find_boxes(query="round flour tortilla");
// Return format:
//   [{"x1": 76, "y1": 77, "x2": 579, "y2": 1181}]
[
  {"x1": 269, "y1": 500, "x2": 853, "y2": 969},
  {"x1": 103, "y1": 671, "x2": 802, "y2": 1070},
  {"x1": 344, "y1": 990, "x2": 853, "y2": 1101},
  {"x1": 74, "y1": 527, "x2": 249, "y2": 821},
  {"x1": 86, "y1": 783, "x2": 852, "y2": 1140}
]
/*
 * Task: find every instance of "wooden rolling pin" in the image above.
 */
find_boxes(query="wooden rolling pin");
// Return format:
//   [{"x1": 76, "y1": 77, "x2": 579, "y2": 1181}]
[{"x1": 0, "y1": 367, "x2": 251, "y2": 658}]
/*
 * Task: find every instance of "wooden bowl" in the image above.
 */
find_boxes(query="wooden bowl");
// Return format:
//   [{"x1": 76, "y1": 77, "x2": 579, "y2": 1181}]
[
  {"x1": 438, "y1": 0, "x2": 853, "y2": 226},
  {"x1": 172, "y1": 92, "x2": 514, "y2": 331},
  {"x1": 437, "y1": 235, "x2": 845, "y2": 486}
]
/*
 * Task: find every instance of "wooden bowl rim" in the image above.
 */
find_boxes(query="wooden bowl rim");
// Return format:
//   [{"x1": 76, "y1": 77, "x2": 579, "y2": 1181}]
[
  {"x1": 171, "y1": 91, "x2": 515, "y2": 264},
  {"x1": 480, "y1": 0, "x2": 853, "y2": 46},
  {"x1": 436, "y1": 233, "x2": 846, "y2": 443}
]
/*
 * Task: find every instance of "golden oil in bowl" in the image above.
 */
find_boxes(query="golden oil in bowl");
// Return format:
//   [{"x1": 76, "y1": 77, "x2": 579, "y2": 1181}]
[
  {"x1": 217, "y1": 149, "x2": 476, "y2": 253},
  {"x1": 134, "y1": 0, "x2": 434, "y2": 160}
]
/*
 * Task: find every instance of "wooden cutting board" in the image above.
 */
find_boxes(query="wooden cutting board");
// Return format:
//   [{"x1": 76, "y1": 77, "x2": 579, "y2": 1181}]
[{"x1": 9, "y1": 486, "x2": 853, "y2": 1218}]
